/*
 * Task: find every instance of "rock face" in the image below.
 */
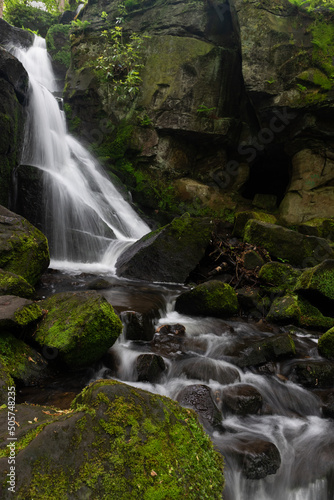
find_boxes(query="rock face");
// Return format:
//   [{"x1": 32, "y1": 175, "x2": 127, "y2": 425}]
[
  {"x1": 0, "y1": 270, "x2": 35, "y2": 299},
  {"x1": 116, "y1": 214, "x2": 213, "y2": 283},
  {"x1": 0, "y1": 39, "x2": 29, "y2": 208},
  {"x1": 34, "y1": 291, "x2": 123, "y2": 369},
  {"x1": 62, "y1": 0, "x2": 334, "y2": 222},
  {"x1": 0, "y1": 380, "x2": 225, "y2": 499},
  {"x1": 0, "y1": 19, "x2": 33, "y2": 48},
  {"x1": 0, "y1": 295, "x2": 43, "y2": 332},
  {"x1": 0, "y1": 206, "x2": 50, "y2": 286}
]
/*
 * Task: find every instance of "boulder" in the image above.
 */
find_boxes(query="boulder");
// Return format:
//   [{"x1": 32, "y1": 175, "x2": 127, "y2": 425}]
[
  {"x1": 243, "y1": 249, "x2": 265, "y2": 270},
  {"x1": 34, "y1": 291, "x2": 123, "y2": 369},
  {"x1": 294, "y1": 260, "x2": 334, "y2": 314},
  {"x1": 244, "y1": 220, "x2": 334, "y2": 267},
  {"x1": 267, "y1": 294, "x2": 301, "y2": 325},
  {"x1": 0, "y1": 295, "x2": 43, "y2": 332},
  {"x1": 0, "y1": 206, "x2": 50, "y2": 286},
  {"x1": 235, "y1": 333, "x2": 296, "y2": 368},
  {"x1": 175, "y1": 280, "x2": 239, "y2": 318},
  {"x1": 298, "y1": 297, "x2": 334, "y2": 331},
  {"x1": 116, "y1": 214, "x2": 213, "y2": 283},
  {"x1": 176, "y1": 384, "x2": 224, "y2": 432},
  {"x1": 232, "y1": 211, "x2": 277, "y2": 239},
  {"x1": 222, "y1": 384, "x2": 263, "y2": 416},
  {"x1": 298, "y1": 218, "x2": 334, "y2": 242},
  {"x1": 0, "y1": 332, "x2": 49, "y2": 386},
  {"x1": 120, "y1": 310, "x2": 156, "y2": 342},
  {"x1": 0, "y1": 270, "x2": 35, "y2": 299},
  {"x1": 0, "y1": 380, "x2": 225, "y2": 498},
  {"x1": 259, "y1": 262, "x2": 302, "y2": 294},
  {"x1": 135, "y1": 354, "x2": 166, "y2": 383},
  {"x1": 0, "y1": 47, "x2": 29, "y2": 104},
  {"x1": 318, "y1": 327, "x2": 334, "y2": 361},
  {"x1": 0, "y1": 360, "x2": 14, "y2": 404}
]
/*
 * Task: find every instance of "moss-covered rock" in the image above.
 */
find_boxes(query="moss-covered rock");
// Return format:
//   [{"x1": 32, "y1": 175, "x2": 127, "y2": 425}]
[
  {"x1": 0, "y1": 360, "x2": 14, "y2": 405},
  {"x1": 318, "y1": 327, "x2": 334, "y2": 361},
  {"x1": 0, "y1": 332, "x2": 48, "y2": 386},
  {"x1": 294, "y1": 260, "x2": 334, "y2": 308},
  {"x1": 235, "y1": 333, "x2": 296, "y2": 368},
  {"x1": 244, "y1": 220, "x2": 334, "y2": 267},
  {"x1": 175, "y1": 280, "x2": 239, "y2": 318},
  {"x1": 34, "y1": 291, "x2": 123, "y2": 369},
  {"x1": 0, "y1": 206, "x2": 50, "y2": 286},
  {"x1": 0, "y1": 380, "x2": 225, "y2": 498},
  {"x1": 45, "y1": 24, "x2": 71, "y2": 82},
  {"x1": 116, "y1": 214, "x2": 213, "y2": 283},
  {"x1": 0, "y1": 295, "x2": 44, "y2": 332},
  {"x1": 291, "y1": 360, "x2": 334, "y2": 389},
  {"x1": 233, "y1": 211, "x2": 277, "y2": 239},
  {"x1": 267, "y1": 294, "x2": 301, "y2": 325},
  {"x1": 298, "y1": 296, "x2": 334, "y2": 331},
  {"x1": 298, "y1": 218, "x2": 334, "y2": 242},
  {"x1": 0, "y1": 270, "x2": 35, "y2": 299},
  {"x1": 259, "y1": 262, "x2": 302, "y2": 294}
]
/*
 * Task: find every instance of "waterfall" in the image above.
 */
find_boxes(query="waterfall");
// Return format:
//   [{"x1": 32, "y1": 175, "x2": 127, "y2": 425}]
[{"x1": 12, "y1": 36, "x2": 149, "y2": 271}]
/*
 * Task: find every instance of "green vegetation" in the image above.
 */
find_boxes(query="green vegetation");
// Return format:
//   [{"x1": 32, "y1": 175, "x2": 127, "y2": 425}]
[
  {"x1": 318, "y1": 326, "x2": 334, "y2": 359},
  {"x1": 45, "y1": 23, "x2": 72, "y2": 69},
  {"x1": 288, "y1": 0, "x2": 334, "y2": 11},
  {"x1": 3, "y1": 4, "x2": 58, "y2": 36}
]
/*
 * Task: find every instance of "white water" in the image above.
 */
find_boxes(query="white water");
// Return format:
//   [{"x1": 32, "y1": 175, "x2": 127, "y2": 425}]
[{"x1": 12, "y1": 36, "x2": 149, "y2": 270}]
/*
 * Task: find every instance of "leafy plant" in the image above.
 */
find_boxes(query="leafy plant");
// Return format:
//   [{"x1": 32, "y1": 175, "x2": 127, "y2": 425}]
[
  {"x1": 297, "y1": 83, "x2": 307, "y2": 91},
  {"x1": 196, "y1": 103, "x2": 216, "y2": 115}
]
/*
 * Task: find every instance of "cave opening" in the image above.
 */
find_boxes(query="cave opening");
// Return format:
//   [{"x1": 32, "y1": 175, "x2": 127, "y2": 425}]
[{"x1": 241, "y1": 147, "x2": 292, "y2": 207}]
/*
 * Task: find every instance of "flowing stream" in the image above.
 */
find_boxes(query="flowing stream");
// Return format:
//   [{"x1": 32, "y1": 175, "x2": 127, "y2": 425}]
[{"x1": 11, "y1": 37, "x2": 334, "y2": 499}]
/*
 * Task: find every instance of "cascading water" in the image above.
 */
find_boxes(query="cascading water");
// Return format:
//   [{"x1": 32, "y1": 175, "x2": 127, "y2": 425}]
[{"x1": 12, "y1": 36, "x2": 149, "y2": 271}]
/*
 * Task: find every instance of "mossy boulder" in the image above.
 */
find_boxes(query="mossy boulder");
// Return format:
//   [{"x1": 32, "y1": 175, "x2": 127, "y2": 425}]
[
  {"x1": 0, "y1": 206, "x2": 50, "y2": 286},
  {"x1": 298, "y1": 218, "x2": 334, "y2": 241},
  {"x1": 34, "y1": 291, "x2": 123, "y2": 369},
  {"x1": 291, "y1": 360, "x2": 334, "y2": 389},
  {"x1": 0, "y1": 380, "x2": 225, "y2": 498},
  {"x1": 116, "y1": 214, "x2": 213, "y2": 283},
  {"x1": 294, "y1": 260, "x2": 334, "y2": 313},
  {"x1": 233, "y1": 211, "x2": 277, "y2": 239},
  {"x1": 0, "y1": 332, "x2": 49, "y2": 386},
  {"x1": 244, "y1": 220, "x2": 334, "y2": 267},
  {"x1": 235, "y1": 333, "x2": 296, "y2": 368},
  {"x1": 318, "y1": 327, "x2": 334, "y2": 361},
  {"x1": 267, "y1": 294, "x2": 301, "y2": 325},
  {"x1": 175, "y1": 280, "x2": 239, "y2": 318},
  {"x1": 0, "y1": 270, "x2": 35, "y2": 299},
  {"x1": 259, "y1": 262, "x2": 302, "y2": 294},
  {"x1": 0, "y1": 360, "x2": 14, "y2": 405},
  {"x1": 0, "y1": 295, "x2": 44, "y2": 333}
]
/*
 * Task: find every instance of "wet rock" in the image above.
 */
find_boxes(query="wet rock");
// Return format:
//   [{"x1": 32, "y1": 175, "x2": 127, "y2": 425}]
[
  {"x1": 176, "y1": 384, "x2": 224, "y2": 432},
  {"x1": 235, "y1": 333, "x2": 296, "y2": 368},
  {"x1": 34, "y1": 291, "x2": 123, "y2": 369},
  {"x1": 151, "y1": 324, "x2": 186, "y2": 358},
  {"x1": 0, "y1": 381, "x2": 224, "y2": 498},
  {"x1": 226, "y1": 439, "x2": 281, "y2": 480},
  {"x1": 267, "y1": 294, "x2": 301, "y2": 325},
  {"x1": 0, "y1": 206, "x2": 50, "y2": 286},
  {"x1": 318, "y1": 326, "x2": 334, "y2": 360},
  {"x1": 244, "y1": 220, "x2": 334, "y2": 267},
  {"x1": 175, "y1": 358, "x2": 240, "y2": 386},
  {"x1": 116, "y1": 214, "x2": 213, "y2": 283},
  {"x1": 0, "y1": 332, "x2": 49, "y2": 386},
  {"x1": 0, "y1": 360, "x2": 14, "y2": 404},
  {"x1": 120, "y1": 310, "x2": 155, "y2": 342},
  {"x1": 0, "y1": 47, "x2": 29, "y2": 103},
  {"x1": 222, "y1": 384, "x2": 263, "y2": 416},
  {"x1": 0, "y1": 295, "x2": 43, "y2": 333},
  {"x1": 290, "y1": 360, "x2": 334, "y2": 389},
  {"x1": 136, "y1": 354, "x2": 166, "y2": 383},
  {"x1": 175, "y1": 280, "x2": 239, "y2": 318},
  {"x1": 0, "y1": 269, "x2": 35, "y2": 299},
  {"x1": 237, "y1": 287, "x2": 270, "y2": 318},
  {"x1": 86, "y1": 278, "x2": 114, "y2": 290},
  {"x1": 243, "y1": 249, "x2": 265, "y2": 270}
]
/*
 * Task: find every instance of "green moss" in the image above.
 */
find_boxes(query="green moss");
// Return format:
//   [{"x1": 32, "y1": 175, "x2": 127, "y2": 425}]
[
  {"x1": 318, "y1": 327, "x2": 334, "y2": 359},
  {"x1": 0, "y1": 270, "x2": 35, "y2": 299},
  {"x1": 267, "y1": 294, "x2": 301, "y2": 324},
  {"x1": 233, "y1": 211, "x2": 277, "y2": 239},
  {"x1": 295, "y1": 260, "x2": 334, "y2": 300},
  {"x1": 34, "y1": 292, "x2": 123, "y2": 369},
  {"x1": 259, "y1": 262, "x2": 301, "y2": 294},
  {"x1": 0, "y1": 333, "x2": 44, "y2": 382},
  {"x1": 14, "y1": 302, "x2": 43, "y2": 326},
  {"x1": 46, "y1": 24, "x2": 72, "y2": 68},
  {"x1": 298, "y1": 296, "x2": 334, "y2": 330}
]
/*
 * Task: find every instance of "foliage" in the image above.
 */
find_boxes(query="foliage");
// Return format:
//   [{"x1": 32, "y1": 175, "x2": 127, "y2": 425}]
[
  {"x1": 3, "y1": 3, "x2": 58, "y2": 35},
  {"x1": 45, "y1": 23, "x2": 72, "y2": 68},
  {"x1": 4, "y1": 0, "x2": 68, "y2": 16},
  {"x1": 288, "y1": 0, "x2": 334, "y2": 11}
]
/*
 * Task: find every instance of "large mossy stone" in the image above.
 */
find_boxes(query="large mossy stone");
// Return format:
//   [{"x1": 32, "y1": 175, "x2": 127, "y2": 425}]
[
  {"x1": 244, "y1": 220, "x2": 334, "y2": 267},
  {"x1": 34, "y1": 291, "x2": 123, "y2": 369},
  {"x1": 0, "y1": 380, "x2": 225, "y2": 499},
  {"x1": 0, "y1": 332, "x2": 49, "y2": 386},
  {"x1": 259, "y1": 262, "x2": 301, "y2": 294},
  {"x1": 116, "y1": 214, "x2": 213, "y2": 283},
  {"x1": 0, "y1": 206, "x2": 50, "y2": 286},
  {"x1": 0, "y1": 360, "x2": 14, "y2": 405},
  {"x1": 235, "y1": 333, "x2": 296, "y2": 368},
  {"x1": 233, "y1": 211, "x2": 277, "y2": 239},
  {"x1": 318, "y1": 327, "x2": 334, "y2": 360},
  {"x1": 294, "y1": 260, "x2": 334, "y2": 306},
  {"x1": 0, "y1": 270, "x2": 35, "y2": 299},
  {"x1": 0, "y1": 295, "x2": 44, "y2": 332},
  {"x1": 175, "y1": 280, "x2": 239, "y2": 318}
]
